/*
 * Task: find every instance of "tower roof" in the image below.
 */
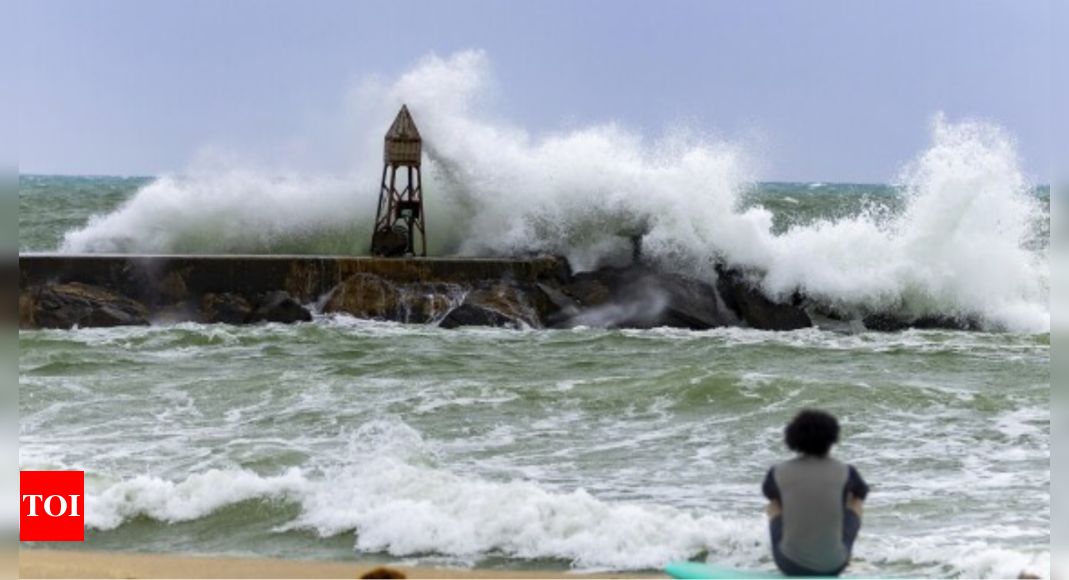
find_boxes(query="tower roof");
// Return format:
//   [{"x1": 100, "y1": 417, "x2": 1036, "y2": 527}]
[{"x1": 385, "y1": 105, "x2": 422, "y2": 142}]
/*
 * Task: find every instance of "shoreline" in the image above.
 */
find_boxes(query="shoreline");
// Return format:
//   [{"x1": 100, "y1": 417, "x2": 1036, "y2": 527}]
[{"x1": 18, "y1": 549, "x2": 664, "y2": 579}]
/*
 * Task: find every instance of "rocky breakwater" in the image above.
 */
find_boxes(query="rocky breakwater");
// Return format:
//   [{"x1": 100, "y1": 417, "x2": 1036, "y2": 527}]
[
  {"x1": 4, "y1": 258, "x2": 19, "y2": 328},
  {"x1": 18, "y1": 254, "x2": 820, "y2": 332}
]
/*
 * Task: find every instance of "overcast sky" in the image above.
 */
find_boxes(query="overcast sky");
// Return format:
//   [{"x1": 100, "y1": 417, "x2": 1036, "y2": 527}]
[{"x1": 19, "y1": 0, "x2": 1050, "y2": 183}]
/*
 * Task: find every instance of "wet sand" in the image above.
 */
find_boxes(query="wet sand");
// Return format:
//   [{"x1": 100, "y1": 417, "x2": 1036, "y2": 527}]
[{"x1": 19, "y1": 549, "x2": 664, "y2": 579}]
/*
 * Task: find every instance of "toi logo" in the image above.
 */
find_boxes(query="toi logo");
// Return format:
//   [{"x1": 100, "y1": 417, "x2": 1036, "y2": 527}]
[{"x1": 20, "y1": 471, "x2": 85, "y2": 542}]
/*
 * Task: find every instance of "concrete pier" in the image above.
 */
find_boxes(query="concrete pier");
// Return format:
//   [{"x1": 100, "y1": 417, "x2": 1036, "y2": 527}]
[{"x1": 18, "y1": 254, "x2": 568, "y2": 305}]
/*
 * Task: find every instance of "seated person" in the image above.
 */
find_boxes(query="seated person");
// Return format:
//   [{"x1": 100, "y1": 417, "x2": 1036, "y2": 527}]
[{"x1": 763, "y1": 410, "x2": 870, "y2": 577}]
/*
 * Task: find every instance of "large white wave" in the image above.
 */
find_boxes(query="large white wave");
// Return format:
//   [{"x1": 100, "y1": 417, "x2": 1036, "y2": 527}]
[
  {"x1": 59, "y1": 170, "x2": 369, "y2": 256},
  {"x1": 65, "y1": 416, "x2": 1048, "y2": 578},
  {"x1": 75, "y1": 419, "x2": 766, "y2": 571},
  {"x1": 753, "y1": 117, "x2": 1048, "y2": 332},
  {"x1": 58, "y1": 50, "x2": 1049, "y2": 332},
  {"x1": 69, "y1": 450, "x2": 1048, "y2": 577}
]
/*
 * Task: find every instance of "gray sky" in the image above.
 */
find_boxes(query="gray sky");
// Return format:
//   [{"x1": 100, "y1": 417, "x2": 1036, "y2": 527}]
[
  {"x1": 19, "y1": 0, "x2": 1050, "y2": 183},
  {"x1": 1054, "y1": 0, "x2": 1066, "y2": 185}
]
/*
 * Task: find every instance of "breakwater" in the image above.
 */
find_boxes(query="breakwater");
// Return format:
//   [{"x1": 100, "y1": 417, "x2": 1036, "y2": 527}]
[
  {"x1": 19, "y1": 254, "x2": 567, "y2": 304},
  {"x1": 18, "y1": 254, "x2": 570, "y2": 330},
  {"x1": 18, "y1": 253, "x2": 822, "y2": 332}
]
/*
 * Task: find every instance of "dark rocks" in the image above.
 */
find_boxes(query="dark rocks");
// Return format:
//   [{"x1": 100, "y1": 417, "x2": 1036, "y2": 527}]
[
  {"x1": 19, "y1": 291, "x2": 33, "y2": 330},
  {"x1": 202, "y1": 292, "x2": 313, "y2": 325},
  {"x1": 436, "y1": 283, "x2": 539, "y2": 330},
  {"x1": 440, "y1": 303, "x2": 518, "y2": 329},
  {"x1": 202, "y1": 293, "x2": 254, "y2": 325},
  {"x1": 534, "y1": 282, "x2": 581, "y2": 326},
  {"x1": 323, "y1": 274, "x2": 402, "y2": 320},
  {"x1": 562, "y1": 274, "x2": 614, "y2": 308},
  {"x1": 716, "y1": 265, "x2": 813, "y2": 331},
  {"x1": 465, "y1": 285, "x2": 539, "y2": 328},
  {"x1": 24, "y1": 283, "x2": 150, "y2": 330},
  {"x1": 2, "y1": 266, "x2": 17, "y2": 328},
  {"x1": 247, "y1": 292, "x2": 313, "y2": 324},
  {"x1": 155, "y1": 269, "x2": 192, "y2": 305},
  {"x1": 322, "y1": 273, "x2": 455, "y2": 324},
  {"x1": 555, "y1": 266, "x2": 730, "y2": 331},
  {"x1": 643, "y1": 271, "x2": 732, "y2": 330},
  {"x1": 322, "y1": 277, "x2": 538, "y2": 330},
  {"x1": 533, "y1": 255, "x2": 574, "y2": 287},
  {"x1": 15, "y1": 255, "x2": 986, "y2": 334}
]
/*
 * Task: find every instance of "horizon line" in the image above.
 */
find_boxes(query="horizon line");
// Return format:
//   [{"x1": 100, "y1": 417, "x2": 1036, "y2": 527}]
[{"x1": 16, "y1": 173, "x2": 1054, "y2": 190}]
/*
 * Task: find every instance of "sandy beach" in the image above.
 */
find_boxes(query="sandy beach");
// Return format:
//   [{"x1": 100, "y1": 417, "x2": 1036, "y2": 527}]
[{"x1": 18, "y1": 550, "x2": 663, "y2": 580}]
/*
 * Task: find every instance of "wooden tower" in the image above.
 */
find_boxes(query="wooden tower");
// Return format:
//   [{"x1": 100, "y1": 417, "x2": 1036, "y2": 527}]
[{"x1": 371, "y1": 105, "x2": 426, "y2": 257}]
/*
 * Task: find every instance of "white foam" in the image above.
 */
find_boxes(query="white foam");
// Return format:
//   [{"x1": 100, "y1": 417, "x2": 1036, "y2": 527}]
[
  {"x1": 27, "y1": 408, "x2": 1044, "y2": 576},
  {"x1": 85, "y1": 468, "x2": 306, "y2": 530},
  {"x1": 866, "y1": 536, "x2": 1050, "y2": 580},
  {"x1": 70, "y1": 454, "x2": 1051, "y2": 576},
  {"x1": 61, "y1": 415, "x2": 1049, "y2": 575},
  {"x1": 57, "y1": 51, "x2": 1048, "y2": 332},
  {"x1": 293, "y1": 458, "x2": 764, "y2": 570},
  {"x1": 61, "y1": 171, "x2": 367, "y2": 255},
  {"x1": 754, "y1": 117, "x2": 1047, "y2": 332}
]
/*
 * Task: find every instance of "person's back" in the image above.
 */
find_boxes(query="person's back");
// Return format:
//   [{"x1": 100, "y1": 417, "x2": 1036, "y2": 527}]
[{"x1": 764, "y1": 410, "x2": 869, "y2": 577}]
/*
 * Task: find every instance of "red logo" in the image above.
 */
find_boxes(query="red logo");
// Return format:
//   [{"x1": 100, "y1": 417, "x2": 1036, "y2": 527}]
[{"x1": 20, "y1": 472, "x2": 85, "y2": 542}]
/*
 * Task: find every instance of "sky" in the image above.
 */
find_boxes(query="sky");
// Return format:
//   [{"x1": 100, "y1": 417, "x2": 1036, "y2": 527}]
[{"x1": 19, "y1": 0, "x2": 1051, "y2": 183}]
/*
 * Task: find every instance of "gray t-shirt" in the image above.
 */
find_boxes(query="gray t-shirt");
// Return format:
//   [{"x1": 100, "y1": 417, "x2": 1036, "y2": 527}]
[{"x1": 763, "y1": 456, "x2": 870, "y2": 573}]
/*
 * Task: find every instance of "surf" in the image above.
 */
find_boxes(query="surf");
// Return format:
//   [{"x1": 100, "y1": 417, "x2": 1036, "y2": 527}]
[{"x1": 54, "y1": 51, "x2": 1049, "y2": 333}]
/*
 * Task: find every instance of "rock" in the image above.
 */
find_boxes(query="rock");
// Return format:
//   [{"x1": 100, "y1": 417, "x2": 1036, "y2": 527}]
[
  {"x1": 2, "y1": 273, "x2": 16, "y2": 327},
  {"x1": 438, "y1": 284, "x2": 536, "y2": 330},
  {"x1": 27, "y1": 283, "x2": 150, "y2": 330},
  {"x1": 19, "y1": 291, "x2": 33, "y2": 329},
  {"x1": 415, "y1": 294, "x2": 455, "y2": 325},
  {"x1": 399, "y1": 285, "x2": 468, "y2": 325},
  {"x1": 202, "y1": 293, "x2": 253, "y2": 325},
  {"x1": 323, "y1": 274, "x2": 458, "y2": 324},
  {"x1": 535, "y1": 256, "x2": 574, "y2": 287},
  {"x1": 248, "y1": 291, "x2": 313, "y2": 324},
  {"x1": 467, "y1": 284, "x2": 540, "y2": 328},
  {"x1": 561, "y1": 274, "x2": 614, "y2": 307},
  {"x1": 323, "y1": 274, "x2": 403, "y2": 320},
  {"x1": 534, "y1": 282, "x2": 581, "y2": 326},
  {"x1": 642, "y1": 271, "x2": 731, "y2": 330},
  {"x1": 155, "y1": 269, "x2": 192, "y2": 305},
  {"x1": 202, "y1": 292, "x2": 312, "y2": 326},
  {"x1": 715, "y1": 265, "x2": 812, "y2": 331},
  {"x1": 440, "y1": 303, "x2": 518, "y2": 329},
  {"x1": 557, "y1": 266, "x2": 730, "y2": 331},
  {"x1": 862, "y1": 313, "x2": 981, "y2": 333}
]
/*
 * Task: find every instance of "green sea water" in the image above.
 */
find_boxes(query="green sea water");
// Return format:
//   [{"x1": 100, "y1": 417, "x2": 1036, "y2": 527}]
[{"x1": 18, "y1": 176, "x2": 1051, "y2": 578}]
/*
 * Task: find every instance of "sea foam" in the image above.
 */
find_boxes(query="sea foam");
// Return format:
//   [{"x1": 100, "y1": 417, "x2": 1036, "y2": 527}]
[
  {"x1": 69, "y1": 453, "x2": 1048, "y2": 577},
  {"x1": 58, "y1": 51, "x2": 1049, "y2": 332}
]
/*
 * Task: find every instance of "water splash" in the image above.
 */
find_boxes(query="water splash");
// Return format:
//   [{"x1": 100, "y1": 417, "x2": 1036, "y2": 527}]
[
  {"x1": 58, "y1": 51, "x2": 1048, "y2": 332},
  {"x1": 753, "y1": 116, "x2": 1047, "y2": 332},
  {"x1": 60, "y1": 169, "x2": 370, "y2": 255}
]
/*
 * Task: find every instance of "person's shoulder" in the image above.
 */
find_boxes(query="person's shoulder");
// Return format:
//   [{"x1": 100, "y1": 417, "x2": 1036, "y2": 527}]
[
  {"x1": 818, "y1": 456, "x2": 854, "y2": 477},
  {"x1": 764, "y1": 460, "x2": 792, "y2": 482},
  {"x1": 772, "y1": 457, "x2": 801, "y2": 471},
  {"x1": 822, "y1": 455, "x2": 853, "y2": 469},
  {"x1": 838, "y1": 459, "x2": 866, "y2": 475}
]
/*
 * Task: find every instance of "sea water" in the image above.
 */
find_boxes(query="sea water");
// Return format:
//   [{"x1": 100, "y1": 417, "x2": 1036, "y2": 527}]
[{"x1": 18, "y1": 52, "x2": 1049, "y2": 579}]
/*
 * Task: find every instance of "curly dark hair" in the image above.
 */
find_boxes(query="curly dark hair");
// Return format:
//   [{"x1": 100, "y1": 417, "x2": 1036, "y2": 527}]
[{"x1": 785, "y1": 410, "x2": 841, "y2": 457}]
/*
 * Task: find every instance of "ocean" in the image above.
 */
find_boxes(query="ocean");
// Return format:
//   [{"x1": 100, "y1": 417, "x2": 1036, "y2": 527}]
[
  {"x1": 16, "y1": 51, "x2": 1051, "y2": 577},
  {"x1": 18, "y1": 172, "x2": 1050, "y2": 578}
]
